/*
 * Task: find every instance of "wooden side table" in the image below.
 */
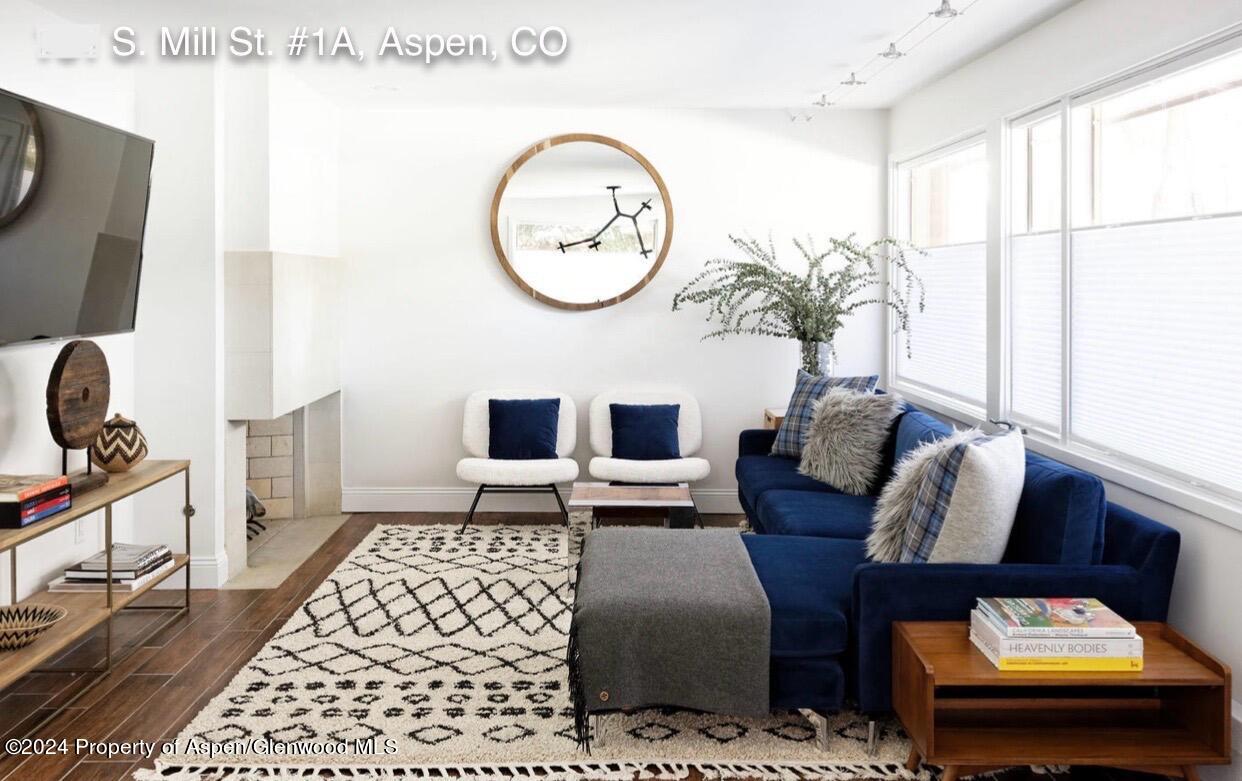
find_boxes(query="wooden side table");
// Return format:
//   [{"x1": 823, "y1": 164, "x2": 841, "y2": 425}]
[
  {"x1": 893, "y1": 621, "x2": 1232, "y2": 781},
  {"x1": 763, "y1": 407, "x2": 786, "y2": 430}
]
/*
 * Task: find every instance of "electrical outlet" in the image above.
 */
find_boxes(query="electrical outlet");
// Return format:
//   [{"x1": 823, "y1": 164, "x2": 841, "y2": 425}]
[{"x1": 74, "y1": 518, "x2": 84, "y2": 544}]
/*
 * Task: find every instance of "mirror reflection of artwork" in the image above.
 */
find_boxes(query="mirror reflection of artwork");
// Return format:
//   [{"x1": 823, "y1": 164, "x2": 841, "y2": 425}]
[
  {"x1": 0, "y1": 93, "x2": 42, "y2": 229},
  {"x1": 491, "y1": 135, "x2": 673, "y2": 310}
]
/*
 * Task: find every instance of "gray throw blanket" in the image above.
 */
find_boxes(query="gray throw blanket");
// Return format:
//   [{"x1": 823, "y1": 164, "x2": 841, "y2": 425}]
[{"x1": 567, "y1": 528, "x2": 770, "y2": 749}]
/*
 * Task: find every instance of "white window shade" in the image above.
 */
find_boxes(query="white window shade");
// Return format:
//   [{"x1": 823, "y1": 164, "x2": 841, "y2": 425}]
[
  {"x1": 1010, "y1": 232, "x2": 1062, "y2": 429},
  {"x1": 895, "y1": 242, "x2": 988, "y2": 406},
  {"x1": 1070, "y1": 214, "x2": 1242, "y2": 495}
]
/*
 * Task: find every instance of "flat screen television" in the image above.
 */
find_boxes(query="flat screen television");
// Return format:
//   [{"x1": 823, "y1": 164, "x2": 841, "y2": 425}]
[{"x1": 0, "y1": 87, "x2": 153, "y2": 348}]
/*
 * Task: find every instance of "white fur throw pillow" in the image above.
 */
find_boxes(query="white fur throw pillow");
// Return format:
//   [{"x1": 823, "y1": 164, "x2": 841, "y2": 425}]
[
  {"x1": 798, "y1": 390, "x2": 904, "y2": 495},
  {"x1": 866, "y1": 428, "x2": 982, "y2": 562}
]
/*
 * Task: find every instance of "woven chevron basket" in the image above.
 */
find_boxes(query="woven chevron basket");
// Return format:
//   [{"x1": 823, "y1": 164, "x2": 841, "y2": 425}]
[{"x1": 90, "y1": 413, "x2": 149, "y2": 473}]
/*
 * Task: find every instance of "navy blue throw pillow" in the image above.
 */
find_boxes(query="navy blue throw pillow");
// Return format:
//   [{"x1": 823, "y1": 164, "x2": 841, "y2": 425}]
[
  {"x1": 488, "y1": 398, "x2": 560, "y2": 460},
  {"x1": 610, "y1": 403, "x2": 681, "y2": 460}
]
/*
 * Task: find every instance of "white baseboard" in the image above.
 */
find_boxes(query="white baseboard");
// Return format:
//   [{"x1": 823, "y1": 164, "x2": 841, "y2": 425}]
[
  {"x1": 343, "y1": 486, "x2": 743, "y2": 515},
  {"x1": 176, "y1": 553, "x2": 229, "y2": 589}
]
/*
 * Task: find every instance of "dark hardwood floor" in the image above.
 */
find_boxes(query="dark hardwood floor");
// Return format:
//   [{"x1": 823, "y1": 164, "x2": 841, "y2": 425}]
[{"x1": 0, "y1": 512, "x2": 1134, "y2": 781}]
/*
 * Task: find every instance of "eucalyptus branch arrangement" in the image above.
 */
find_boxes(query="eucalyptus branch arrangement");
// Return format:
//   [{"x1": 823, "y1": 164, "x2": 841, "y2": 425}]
[{"x1": 671, "y1": 234, "x2": 926, "y2": 374}]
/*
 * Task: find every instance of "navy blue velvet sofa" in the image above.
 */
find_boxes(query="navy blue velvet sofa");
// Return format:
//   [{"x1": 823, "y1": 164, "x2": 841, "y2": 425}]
[{"x1": 735, "y1": 406, "x2": 1181, "y2": 716}]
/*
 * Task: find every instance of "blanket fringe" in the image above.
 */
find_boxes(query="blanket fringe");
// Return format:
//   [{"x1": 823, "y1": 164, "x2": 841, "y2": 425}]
[
  {"x1": 132, "y1": 760, "x2": 931, "y2": 781},
  {"x1": 566, "y1": 555, "x2": 590, "y2": 753}
]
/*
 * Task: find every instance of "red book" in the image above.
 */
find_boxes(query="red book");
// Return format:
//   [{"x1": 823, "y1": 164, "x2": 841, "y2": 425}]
[{"x1": 21, "y1": 488, "x2": 72, "y2": 519}]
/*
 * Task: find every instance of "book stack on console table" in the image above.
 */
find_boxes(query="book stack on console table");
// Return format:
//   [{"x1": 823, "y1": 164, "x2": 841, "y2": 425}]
[
  {"x1": 48, "y1": 543, "x2": 174, "y2": 592},
  {"x1": 0, "y1": 475, "x2": 71, "y2": 529},
  {"x1": 971, "y1": 597, "x2": 1142, "y2": 671}
]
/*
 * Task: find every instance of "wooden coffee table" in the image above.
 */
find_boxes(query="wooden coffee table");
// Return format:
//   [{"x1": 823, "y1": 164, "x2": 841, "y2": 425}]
[
  {"x1": 893, "y1": 621, "x2": 1232, "y2": 781},
  {"x1": 567, "y1": 482, "x2": 701, "y2": 530}
]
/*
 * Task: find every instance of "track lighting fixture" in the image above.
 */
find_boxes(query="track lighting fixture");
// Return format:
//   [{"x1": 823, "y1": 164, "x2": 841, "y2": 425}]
[
  {"x1": 879, "y1": 42, "x2": 904, "y2": 59},
  {"x1": 806, "y1": 0, "x2": 975, "y2": 111}
]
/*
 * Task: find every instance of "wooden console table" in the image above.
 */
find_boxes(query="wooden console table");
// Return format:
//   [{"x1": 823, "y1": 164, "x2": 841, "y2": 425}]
[
  {"x1": 0, "y1": 460, "x2": 194, "y2": 726},
  {"x1": 893, "y1": 621, "x2": 1232, "y2": 781}
]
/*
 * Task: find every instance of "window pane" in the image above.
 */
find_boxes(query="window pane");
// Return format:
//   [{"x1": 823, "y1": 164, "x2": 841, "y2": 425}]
[
  {"x1": 1071, "y1": 214, "x2": 1242, "y2": 494},
  {"x1": 908, "y1": 143, "x2": 988, "y2": 247},
  {"x1": 1010, "y1": 232, "x2": 1061, "y2": 428},
  {"x1": 895, "y1": 242, "x2": 988, "y2": 405},
  {"x1": 1010, "y1": 115, "x2": 1063, "y2": 429},
  {"x1": 1072, "y1": 48, "x2": 1242, "y2": 227},
  {"x1": 898, "y1": 140, "x2": 988, "y2": 406}
]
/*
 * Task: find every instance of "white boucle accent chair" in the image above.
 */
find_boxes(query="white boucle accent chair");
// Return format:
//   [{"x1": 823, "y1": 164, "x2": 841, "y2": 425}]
[
  {"x1": 456, "y1": 389, "x2": 579, "y2": 532},
  {"x1": 587, "y1": 389, "x2": 711, "y2": 484}
]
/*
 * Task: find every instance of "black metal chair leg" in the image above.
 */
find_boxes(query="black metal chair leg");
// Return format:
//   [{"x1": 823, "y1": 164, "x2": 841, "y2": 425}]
[
  {"x1": 460, "y1": 484, "x2": 487, "y2": 533},
  {"x1": 550, "y1": 483, "x2": 569, "y2": 526}
]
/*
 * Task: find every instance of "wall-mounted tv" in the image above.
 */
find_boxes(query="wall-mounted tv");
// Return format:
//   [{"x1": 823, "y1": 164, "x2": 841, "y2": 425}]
[{"x1": 0, "y1": 87, "x2": 154, "y2": 349}]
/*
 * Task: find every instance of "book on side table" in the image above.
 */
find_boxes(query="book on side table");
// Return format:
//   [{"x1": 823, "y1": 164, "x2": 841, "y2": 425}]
[{"x1": 971, "y1": 598, "x2": 1142, "y2": 671}]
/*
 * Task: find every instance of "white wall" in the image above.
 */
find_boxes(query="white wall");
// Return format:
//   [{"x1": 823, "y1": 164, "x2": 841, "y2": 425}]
[
  {"x1": 0, "y1": 1, "x2": 137, "y2": 600},
  {"x1": 268, "y1": 69, "x2": 340, "y2": 258},
  {"x1": 339, "y1": 108, "x2": 889, "y2": 512},
  {"x1": 130, "y1": 61, "x2": 229, "y2": 586},
  {"x1": 889, "y1": 0, "x2": 1242, "y2": 771}
]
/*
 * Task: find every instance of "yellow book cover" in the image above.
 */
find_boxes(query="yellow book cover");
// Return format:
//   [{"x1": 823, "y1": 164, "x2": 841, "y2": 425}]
[{"x1": 996, "y1": 656, "x2": 1143, "y2": 672}]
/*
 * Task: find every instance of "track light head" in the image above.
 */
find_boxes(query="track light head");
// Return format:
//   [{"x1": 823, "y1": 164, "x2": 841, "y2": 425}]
[
  {"x1": 841, "y1": 72, "x2": 865, "y2": 86},
  {"x1": 879, "y1": 42, "x2": 905, "y2": 59},
  {"x1": 931, "y1": 0, "x2": 960, "y2": 18}
]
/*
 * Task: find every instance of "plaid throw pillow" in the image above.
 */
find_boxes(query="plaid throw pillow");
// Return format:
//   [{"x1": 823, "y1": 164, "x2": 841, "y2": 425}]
[
  {"x1": 900, "y1": 430, "x2": 1025, "y2": 564},
  {"x1": 770, "y1": 370, "x2": 879, "y2": 458}
]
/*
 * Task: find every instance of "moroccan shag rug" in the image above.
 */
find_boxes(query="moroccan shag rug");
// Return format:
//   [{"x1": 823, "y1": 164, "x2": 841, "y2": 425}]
[{"x1": 136, "y1": 524, "x2": 922, "y2": 781}]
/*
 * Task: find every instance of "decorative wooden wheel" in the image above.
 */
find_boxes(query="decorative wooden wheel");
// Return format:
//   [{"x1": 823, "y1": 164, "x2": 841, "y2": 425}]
[{"x1": 45, "y1": 340, "x2": 111, "y2": 450}]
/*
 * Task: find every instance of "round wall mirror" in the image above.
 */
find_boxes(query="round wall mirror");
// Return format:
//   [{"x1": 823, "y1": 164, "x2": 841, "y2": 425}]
[
  {"x1": 491, "y1": 134, "x2": 673, "y2": 310},
  {"x1": 0, "y1": 94, "x2": 43, "y2": 229}
]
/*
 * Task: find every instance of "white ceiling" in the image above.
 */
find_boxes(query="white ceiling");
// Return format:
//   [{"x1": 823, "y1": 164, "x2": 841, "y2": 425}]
[{"x1": 37, "y1": 0, "x2": 1079, "y2": 109}]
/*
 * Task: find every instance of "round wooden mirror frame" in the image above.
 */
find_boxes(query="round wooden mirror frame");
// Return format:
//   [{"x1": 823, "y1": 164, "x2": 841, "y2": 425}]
[
  {"x1": 490, "y1": 133, "x2": 674, "y2": 311},
  {"x1": 0, "y1": 98, "x2": 44, "y2": 231}
]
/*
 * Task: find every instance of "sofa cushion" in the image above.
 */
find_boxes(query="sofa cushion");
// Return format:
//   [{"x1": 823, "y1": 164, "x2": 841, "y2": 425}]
[
  {"x1": 1004, "y1": 451, "x2": 1107, "y2": 565},
  {"x1": 756, "y1": 490, "x2": 876, "y2": 539},
  {"x1": 742, "y1": 535, "x2": 865, "y2": 658},
  {"x1": 736, "y1": 455, "x2": 840, "y2": 510},
  {"x1": 892, "y1": 408, "x2": 954, "y2": 467}
]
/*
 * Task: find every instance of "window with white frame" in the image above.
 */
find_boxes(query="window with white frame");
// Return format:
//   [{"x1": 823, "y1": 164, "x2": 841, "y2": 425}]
[
  {"x1": 1009, "y1": 111, "x2": 1063, "y2": 432},
  {"x1": 1007, "y1": 43, "x2": 1242, "y2": 500},
  {"x1": 893, "y1": 139, "x2": 989, "y2": 409}
]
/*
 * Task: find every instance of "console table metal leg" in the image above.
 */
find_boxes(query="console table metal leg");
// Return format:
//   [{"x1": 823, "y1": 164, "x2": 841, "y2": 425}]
[
  {"x1": 9, "y1": 547, "x2": 15, "y2": 605},
  {"x1": 184, "y1": 465, "x2": 193, "y2": 609},
  {"x1": 105, "y1": 503, "x2": 113, "y2": 671}
]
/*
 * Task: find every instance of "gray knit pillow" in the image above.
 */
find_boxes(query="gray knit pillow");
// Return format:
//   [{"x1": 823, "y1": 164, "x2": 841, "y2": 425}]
[
  {"x1": 798, "y1": 390, "x2": 904, "y2": 495},
  {"x1": 866, "y1": 428, "x2": 982, "y2": 562}
]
